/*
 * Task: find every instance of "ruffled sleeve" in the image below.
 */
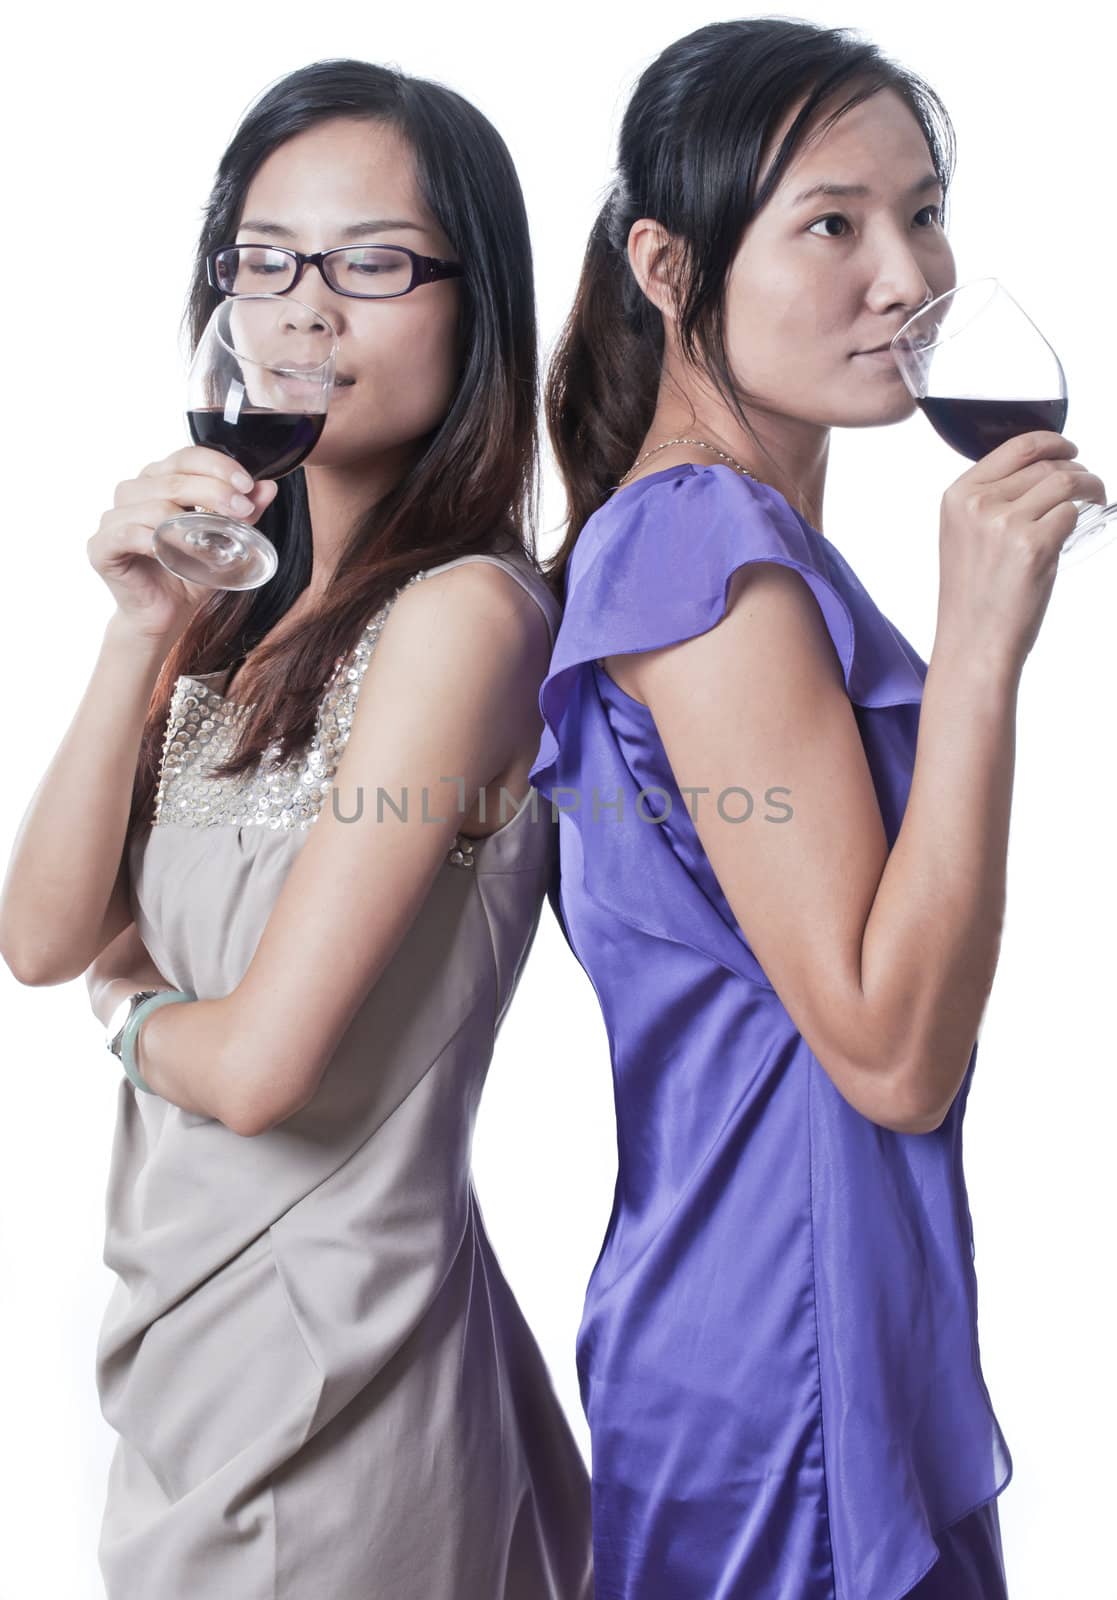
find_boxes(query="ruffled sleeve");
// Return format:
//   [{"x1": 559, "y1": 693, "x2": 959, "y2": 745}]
[
  {"x1": 528, "y1": 464, "x2": 927, "y2": 984},
  {"x1": 532, "y1": 464, "x2": 925, "y2": 794}
]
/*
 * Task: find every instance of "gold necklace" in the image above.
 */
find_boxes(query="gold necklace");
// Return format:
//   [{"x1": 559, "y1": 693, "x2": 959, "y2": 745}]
[{"x1": 614, "y1": 436, "x2": 762, "y2": 491}]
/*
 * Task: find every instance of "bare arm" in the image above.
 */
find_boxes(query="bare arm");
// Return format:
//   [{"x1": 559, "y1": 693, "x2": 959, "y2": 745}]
[
  {"x1": 859, "y1": 628, "x2": 1016, "y2": 1129},
  {"x1": 620, "y1": 561, "x2": 1019, "y2": 1136},
  {"x1": 2, "y1": 440, "x2": 277, "y2": 988},
  {"x1": 1, "y1": 615, "x2": 168, "y2": 987},
  {"x1": 85, "y1": 919, "x2": 174, "y2": 1029}
]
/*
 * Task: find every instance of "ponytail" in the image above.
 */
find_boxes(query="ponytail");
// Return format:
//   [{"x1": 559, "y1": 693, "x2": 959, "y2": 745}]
[{"x1": 543, "y1": 186, "x2": 661, "y2": 598}]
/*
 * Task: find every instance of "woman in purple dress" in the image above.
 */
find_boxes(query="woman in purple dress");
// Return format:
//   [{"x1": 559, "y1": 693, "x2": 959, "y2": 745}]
[{"x1": 530, "y1": 19, "x2": 1105, "y2": 1600}]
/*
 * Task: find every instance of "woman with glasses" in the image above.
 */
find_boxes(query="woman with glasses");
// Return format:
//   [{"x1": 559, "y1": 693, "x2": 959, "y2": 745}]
[
  {"x1": 524, "y1": 17, "x2": 1093, "y2": 1600},
  {"x1": 0, "y1": 59, "x2": 592, "y2": 1599}
]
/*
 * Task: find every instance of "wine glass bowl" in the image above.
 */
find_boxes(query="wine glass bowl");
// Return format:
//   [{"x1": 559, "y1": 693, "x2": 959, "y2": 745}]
[
  {"x1": 889, "y1": 278, "x2": 1117, "y2": 569},
  {"x1": 151, "y1": 294, "x2": 337, "y2": 590}
]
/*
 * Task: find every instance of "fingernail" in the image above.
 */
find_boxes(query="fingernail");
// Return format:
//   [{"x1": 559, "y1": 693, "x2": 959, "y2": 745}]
[
  {"x1": 232, "y1": 494, "x2": 253, "y2": 514},
  {"x1": 233, "y1": 470, "x2": 253, "y2": 492}
]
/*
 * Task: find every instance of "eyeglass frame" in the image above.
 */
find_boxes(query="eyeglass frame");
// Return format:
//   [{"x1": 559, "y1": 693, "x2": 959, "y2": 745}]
[{"x1": 206, "y1": 242, "x2": 466, "y2": 301}]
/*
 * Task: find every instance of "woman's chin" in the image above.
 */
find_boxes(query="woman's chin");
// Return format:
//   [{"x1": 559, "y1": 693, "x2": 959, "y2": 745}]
[{"x1": 838, "y1": 385, "x2": 921, "y2": 428}]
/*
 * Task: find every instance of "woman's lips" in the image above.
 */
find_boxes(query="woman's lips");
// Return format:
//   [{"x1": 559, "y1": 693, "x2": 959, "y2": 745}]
[
  {"x1": 276, "y1": 374, "x2": 322, "y2": 393},
  {"x1": 273, "y1": 374, "x2": 354, "y2": 398},
  {"x1": 267, "y1": 375, "x2": 354, "y2": 408}
]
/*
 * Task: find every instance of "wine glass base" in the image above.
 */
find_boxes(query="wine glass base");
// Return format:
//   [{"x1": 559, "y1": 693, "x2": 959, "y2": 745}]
[{"x1": 151, "y1": 511, "x2": 278, "y2": 591}]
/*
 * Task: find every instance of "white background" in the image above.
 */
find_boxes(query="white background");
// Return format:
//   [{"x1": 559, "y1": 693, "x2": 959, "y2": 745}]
[{"x1": 1, "y1": 3, "x2": 1113, "y2": 1596}]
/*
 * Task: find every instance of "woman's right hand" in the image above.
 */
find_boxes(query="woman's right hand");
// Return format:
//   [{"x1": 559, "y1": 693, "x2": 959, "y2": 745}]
[
  {"x1": 937, "y1": 431, "x2": 1106, "y2": 673},
  {"x1": 87, "y1": 446, "x2": 278, "y2": 645}
]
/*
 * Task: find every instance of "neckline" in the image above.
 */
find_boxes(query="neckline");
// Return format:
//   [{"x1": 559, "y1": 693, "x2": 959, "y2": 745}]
[
  {"x1": 607, "y1": 460, "x2": 825, "y2": 541},
  {"x1": 179, "y1": 667, "x2": 247, "y2": 708},
  {"x1": 179, "y1": 614, "x2": 373, "y2": 710},
  {"x1": 607, "y1": 460, "x2": 747, "y2": 503}
]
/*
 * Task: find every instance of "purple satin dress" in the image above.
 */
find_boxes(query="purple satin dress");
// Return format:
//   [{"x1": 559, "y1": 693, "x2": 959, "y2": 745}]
[{"x1": 528, "y1": 464, "x2": 1013, "y2": 1600}]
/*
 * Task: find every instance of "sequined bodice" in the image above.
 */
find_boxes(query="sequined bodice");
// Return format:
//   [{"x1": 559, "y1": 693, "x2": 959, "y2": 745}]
[{"x1": 151, "y1": 571, "x2": 477, "y2": 867}]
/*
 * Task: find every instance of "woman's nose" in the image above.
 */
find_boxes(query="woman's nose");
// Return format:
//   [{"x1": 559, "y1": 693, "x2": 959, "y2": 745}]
[
  {"x1": 285, "y1": 262, "x2": 346, "y2": 332},
  {"x1": 873, "y1": 237, "x2": 938, "y2": 310}
]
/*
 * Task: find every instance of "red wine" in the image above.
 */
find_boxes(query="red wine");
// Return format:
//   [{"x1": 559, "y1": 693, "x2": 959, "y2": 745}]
[
  {"x1": 187, "y1": 406, "x2": 326, "y2": 479},
  {"x1": 917, "y1": 396, "x2": 1068, "y2": 462}
]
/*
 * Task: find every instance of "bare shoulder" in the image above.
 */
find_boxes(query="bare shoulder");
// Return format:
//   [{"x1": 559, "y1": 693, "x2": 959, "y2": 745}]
[
  {"x1": 361, "y1": 558, "x2": 552, "y2": 802},
  {"x1": 385, "y1": 558, "x2": 551, "y2": 667}
]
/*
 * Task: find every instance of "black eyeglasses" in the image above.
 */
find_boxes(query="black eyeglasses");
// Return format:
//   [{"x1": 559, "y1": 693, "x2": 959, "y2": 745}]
[{"x1": 206, "y1": 243, "x2": 465, "y2": 301}]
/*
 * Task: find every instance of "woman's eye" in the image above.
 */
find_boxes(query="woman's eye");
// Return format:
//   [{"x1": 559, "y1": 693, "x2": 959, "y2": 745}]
[
  {"x1": 807, "y1": 214, "x2": 850, "y2": 239},
  {"x1": 807, "y1": 206, "x2": 942, "y2": 238}
]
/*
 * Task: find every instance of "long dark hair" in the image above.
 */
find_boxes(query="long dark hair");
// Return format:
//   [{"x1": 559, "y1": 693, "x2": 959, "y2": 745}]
[
  {"x1": 127, "y1": 58, "x2": 538, "y2": 847},
  {"x1": 544, "y1": 19, "x2": 956, "y2": 598}
]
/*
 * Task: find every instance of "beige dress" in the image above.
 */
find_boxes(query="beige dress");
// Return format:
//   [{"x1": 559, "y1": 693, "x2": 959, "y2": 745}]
[{"x1": 95, "y1": 546, "x2": 593, "y2": 1598}]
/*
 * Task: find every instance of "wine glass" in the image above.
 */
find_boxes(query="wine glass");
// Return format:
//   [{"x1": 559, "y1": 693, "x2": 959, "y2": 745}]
[
  {"x1": 151, "y1": 294, "x2": 337, "y2": 590},
  {"x1": 890, "y1": 278, "x2": 1117, "y2": 570}
]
